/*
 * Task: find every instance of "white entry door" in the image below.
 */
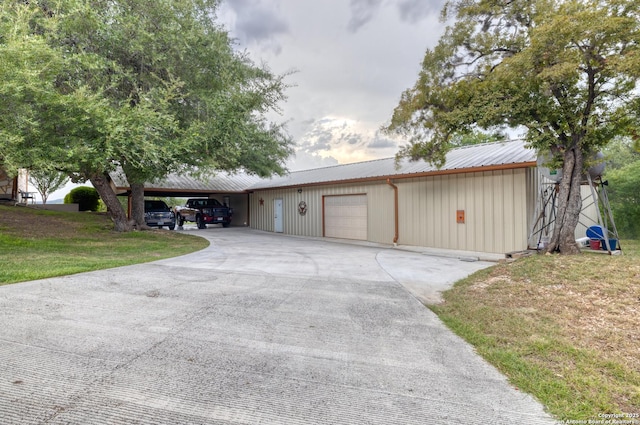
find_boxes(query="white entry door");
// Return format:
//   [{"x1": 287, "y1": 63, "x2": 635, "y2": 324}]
[{"x1": 274, "y1": 199, "x2": 283, "y2": 233}]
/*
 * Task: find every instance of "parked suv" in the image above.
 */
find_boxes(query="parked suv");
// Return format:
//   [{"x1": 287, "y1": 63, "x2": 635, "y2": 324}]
[{"x1": 144, "y1": 200, "x2": 176, "y2": 230}]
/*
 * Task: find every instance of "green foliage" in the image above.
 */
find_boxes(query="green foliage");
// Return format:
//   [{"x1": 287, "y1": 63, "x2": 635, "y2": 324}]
[
  {"x1": 0, "y1": 0, "x2": 293, "y2": 230},
  {"x1": 385, "y1": 0, "x2": 640, "y2": 165},
  {"x1": 450, "y1": 131, "x2": 507, "y2": 148},
  {"x1": 607, "y1": 161, "x2": 640, "y2": 238},
  {"x1": 384, "y1": 0, "x2": 640, "y2": 253},
  {"x1": 603, "y1": 137, "x2": 640, "y2": 238},
  {"x1": 602, "y1": 137, "x2": 640, "y2": 170},
  {"x1": 64, "y1": 186, "x2": 100, "y2": 212},
  {"x1": 51, "y1": 0, "x2": 291, "y2": 181},
  {"x1": 149, "y1": 197, "x2": 188, "y2": 209},
  {"x1": 28, "y1": 168, "x2": 69, "y2": 204}
]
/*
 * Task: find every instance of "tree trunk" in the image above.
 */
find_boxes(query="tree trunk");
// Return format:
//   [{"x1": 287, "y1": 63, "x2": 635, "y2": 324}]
[
  {"x1": 130, "y1": 182, "x2": 150, "y2": 229},
  {"x1": 547, "y1": 146, "x2": 583, "y2": 254},
  {"x1": 90, "y1": 172, "x2": 133, "y2": 232}
]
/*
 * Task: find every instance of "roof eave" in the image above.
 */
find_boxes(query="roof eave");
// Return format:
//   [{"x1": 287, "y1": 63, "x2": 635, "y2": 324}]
[
  {"x1": 114, "y1": 187, "x2": 249, "y2": 196},
  {"x1": 249, "y1": 161, "x2": 538, "y2": 191}
]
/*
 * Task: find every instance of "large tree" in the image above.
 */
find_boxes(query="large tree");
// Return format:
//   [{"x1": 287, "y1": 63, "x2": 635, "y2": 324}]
[
  {"x1": 385, "y1": 0, "x2": 640, "y2": 254},
  {"x1": 0, "y1": 2, "x2": 136, "y2": 230},
  {"x1": 0, "y1": 0, "x2": 292, "y2": 230},
  {"x1": 58, "y1": 0, "x2": 292, "y2": 227}
]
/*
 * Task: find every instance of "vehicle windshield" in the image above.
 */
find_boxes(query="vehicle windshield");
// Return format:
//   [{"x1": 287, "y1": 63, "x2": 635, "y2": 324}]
[
  {"x1": 144, "y1": 201, "x2": 170, "y2": 211},
  {"x1": 191, "y1": 199, "x2": 222, "y2": 207}
]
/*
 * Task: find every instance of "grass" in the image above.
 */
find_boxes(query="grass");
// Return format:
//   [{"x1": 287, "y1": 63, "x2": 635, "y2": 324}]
[
  {"x1": 431, "y1": 240, "x2": 640, "y2": 420},
  {"x1": 0, "y1": 204, "x2": 209, "y2": 284}
]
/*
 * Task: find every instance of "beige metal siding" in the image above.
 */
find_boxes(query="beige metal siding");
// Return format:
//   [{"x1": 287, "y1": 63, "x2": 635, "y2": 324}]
[
  {"x1": 250, "y1": 182, "x2": 395, "y2": 244},
  {"x1": 324, "y1": 195, "x2": 367, "y2": 240},
  {"x1": 364, "y1": 183, "x2": 395, "y2": 244},
  {"x1": 251, "y1": 168, "x2": 532, "y2": 254},
  {"x1": 224, "y1": 194, "x2": 249, "y2": 226},
  {"x1": 396, "y1": 169, "x2": 529, "y2": 254},
  {"x1": 526, "y1": 168, "x2": 541, "y2": 248}
]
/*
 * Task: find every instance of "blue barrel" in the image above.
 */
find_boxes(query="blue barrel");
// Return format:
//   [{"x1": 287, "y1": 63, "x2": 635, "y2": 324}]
[
  {"x1": 586, "y1": 225, "x2": 605, "y2": 240},
  {"x1": 601, "y1": 239, "x2": 617, "y2": 251}
]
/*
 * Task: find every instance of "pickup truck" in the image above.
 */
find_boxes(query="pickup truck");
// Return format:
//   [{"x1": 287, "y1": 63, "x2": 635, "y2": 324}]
[{"x1": 174, "y1": 198, "x2": 233, "y2": 229}]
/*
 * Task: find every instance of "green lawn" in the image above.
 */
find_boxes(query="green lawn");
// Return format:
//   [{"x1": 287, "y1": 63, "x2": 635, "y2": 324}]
[
  {"x1": 0, "y1": 205, "x2": 209, "y2": 284},
  {"x1": 431, "y1": 240, "x2": 640, "y2": 420}
]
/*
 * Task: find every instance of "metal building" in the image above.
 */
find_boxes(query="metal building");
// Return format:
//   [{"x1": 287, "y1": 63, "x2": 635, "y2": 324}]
[
  {"x1": 112, "y1": 139, "x2": 599, "y2": 255},
  {"x1": 247, "y1": 140, "x2": 539, "y2": 254}
]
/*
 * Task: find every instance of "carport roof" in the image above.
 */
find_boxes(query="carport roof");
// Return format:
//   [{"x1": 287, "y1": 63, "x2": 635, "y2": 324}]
[
  {"x1": 113, "y1": 139, "x2": 537, "y2": 194},
  {"x1": 112, "y1": 170, "x2": 263, "y2": 196},
  {"x1": 248, "y1": 139, "x2": 537, "y2": 190}
]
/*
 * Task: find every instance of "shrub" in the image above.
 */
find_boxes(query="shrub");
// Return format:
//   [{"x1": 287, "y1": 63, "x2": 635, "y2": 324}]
[{"x1": 64, "y1": 186, "x2": 101, "y2": 212}]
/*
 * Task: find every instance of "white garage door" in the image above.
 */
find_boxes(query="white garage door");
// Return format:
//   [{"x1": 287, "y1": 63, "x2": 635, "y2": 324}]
[{"x1": 324, "y1": 194, "x2": 368, "y2": 240}]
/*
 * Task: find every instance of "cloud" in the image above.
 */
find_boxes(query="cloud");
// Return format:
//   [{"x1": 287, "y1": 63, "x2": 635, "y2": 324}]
[
  {"x1": 347, "y1": 0, "x2": 383, "y2": 33},
  {"x1": 294, "y1": 116, "x2": 399, "y2": 167},
  {"x1": 339, "y1": 132, "x2": 363, "y2": 146},
  {"x1": 396, "y1": 0, "x2": 444, "y2": 24},
  {"x1": 368, "y1": 132, "x2": 398, "y2": 149},
  {"x1": 301, "y1": 123, "x2": 335, "y2": 152},
  {"x1": 287, "y1": 150, "x2": 339, "y2": 171},
  {"x1": 222, "y1": 0, "x2": 290, "y2": 54},
  {"x1": 298, "y1": 117, "x2": 360, "y2": 156},
  {"x1": 218, "y1": 0, "x2": 446, "y2": 171}
]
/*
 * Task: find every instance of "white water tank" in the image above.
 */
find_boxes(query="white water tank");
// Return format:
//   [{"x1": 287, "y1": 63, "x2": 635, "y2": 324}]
[
  {"x1": 587, "y1": 151, "x2": 606, "y2": 178},
  {"x1": 537, "y1": 151, "x2": 605, "y2": 181}
]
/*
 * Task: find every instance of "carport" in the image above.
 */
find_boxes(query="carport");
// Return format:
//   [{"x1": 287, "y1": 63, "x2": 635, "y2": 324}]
[{"x1": 111, "y1": 171, "x2": 262, "y2": 227}]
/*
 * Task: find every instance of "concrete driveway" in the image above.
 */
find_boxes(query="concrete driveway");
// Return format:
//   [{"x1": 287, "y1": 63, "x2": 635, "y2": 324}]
[{"x1": 0, "y1": 228, "x2": 557, "y2": 424}]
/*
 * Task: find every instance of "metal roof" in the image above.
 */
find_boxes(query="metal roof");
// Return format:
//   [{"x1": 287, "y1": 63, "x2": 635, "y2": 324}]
[
  {"x1": 112, "y1": 140, "x2": 536, "y2": 194},
  {"x1": 248, "y1": 139, "x2": 536, "y2": 190},
  {"x1": 112, "y1": 170, "x2": 263, "y2": 194}
]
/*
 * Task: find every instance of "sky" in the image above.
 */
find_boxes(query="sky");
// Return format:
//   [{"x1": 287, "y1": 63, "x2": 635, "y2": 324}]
[
  {"x1": 44, "y1": 0, "x2": 447, "y2": 202},
  {"x1": 218, "y1": 0, "x2": 448, "y2": 171}
]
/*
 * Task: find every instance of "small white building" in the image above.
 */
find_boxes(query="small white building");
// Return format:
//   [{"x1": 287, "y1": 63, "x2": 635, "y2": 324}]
[{"x1": 0, "y1": 166, "x2": 30, "y2": 204}]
